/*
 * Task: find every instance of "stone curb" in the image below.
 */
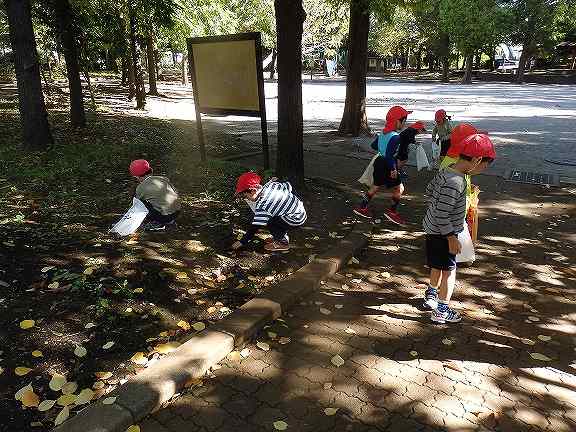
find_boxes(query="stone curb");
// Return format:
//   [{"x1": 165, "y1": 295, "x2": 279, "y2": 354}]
[{"x1": 53, "y1": 222, "x2": 371, "y2": 432}]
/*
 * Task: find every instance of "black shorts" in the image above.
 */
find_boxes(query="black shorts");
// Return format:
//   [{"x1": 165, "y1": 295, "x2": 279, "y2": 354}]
[
  {"x1": 439, "y1": 139, "x2": 451, "y2": 157},
  {"x1": 373, "y1": 156, "x2": 402, "y2": 188},
  {"x1": 426, "y1": 235, "x2": 456, "y2": 271}
]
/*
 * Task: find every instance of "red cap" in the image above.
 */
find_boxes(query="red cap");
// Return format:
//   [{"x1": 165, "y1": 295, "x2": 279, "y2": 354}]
[
  {"x1": 447, "y1": 123, "x2": 478, "y2": 158},
  {"x1": 435, "y1": 109, "x2": 450, "y2": 122},
  {"x1": 384, "y1": 106, "x2": 412, "y2": 132},
  {"x1": 235, "y1": 172, "x2": 262, "y2": 195},
  {"x1": 460, "y1": 134, "x2": 496, "y2": 159},
  {"x1": 129, "y1": 159, "x2": 151, "y2": 177},
  {"x1": 407, "y1": 121, "x2": 426, "y2": 131}
]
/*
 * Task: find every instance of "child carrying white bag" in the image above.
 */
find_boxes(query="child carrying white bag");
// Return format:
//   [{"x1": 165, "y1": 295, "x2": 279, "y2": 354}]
[{"x1": 110, "y1": 198, "x2": 149, "y2": 236}]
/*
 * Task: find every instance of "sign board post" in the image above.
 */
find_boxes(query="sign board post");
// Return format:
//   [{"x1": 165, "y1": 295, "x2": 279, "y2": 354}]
[{"x1": 187, "y1": 32, "x2": 270, "y2": 169}]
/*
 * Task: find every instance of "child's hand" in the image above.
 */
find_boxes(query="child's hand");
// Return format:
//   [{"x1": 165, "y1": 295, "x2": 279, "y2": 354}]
[
  {"x1": 231, "y1": 241, "x2": 243, "y2": 251},
  {"x1": 447, "y1": 236, "x2": 461, "y2": 255}
]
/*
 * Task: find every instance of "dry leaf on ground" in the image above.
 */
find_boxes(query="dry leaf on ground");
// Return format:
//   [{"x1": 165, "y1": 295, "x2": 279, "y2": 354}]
[
  {"x1": 94, "y1": 371, "x2": 112, "y2": 380},
  {"x1": 130, "y1": 352, "x2": 147, "y2": 365},
  {"x1": 19, "y1": 320, "x2": 35, "y2": 330},
  {"x1": 126, "y1": 426, "x2": 141, "y2": 432},
  {"x1": 177, "y1": 320, "x2": 191, "y2": 331},
  {"x1": 324, "y1": 407, "x2": 339, "y2": 416},
  {"x1": 57, "y1": 394, "x2": 76, "y2": 406},
  {"x1": 530, "y1": 352, "x2": 552, "y2": 362},
  {"x1": 75, "y1": 388, "x2": 95, "y2": 405},
  {"x1": 38, "y1": 400, "x2": 56, "y2": 412},
  {"x1": 102, "y1": 396, "x2": 117, "y2": 405},
  {"x1": 61, "y1": 382, "x2": 78, "y2": 395},
  {"x1": 54, "y1": 406, "x2": 70, "y2": 426},
  {"x1": 192, "y1": 322, "x2": 206, "y2": 331},
  {"x1": 49, "y1": 374, "x2": 67, "y2": 391},
  {"x1": 15, "y1": 367, "x2": 33, "y2": 376},
  {"x1": 31, "y1": 350, "x2": 43, "y2": 358},
  {"x1": 273, "y1": 420, "x2": 288, "y2": 430},
  {"x1": 21, "y1": 390, "x2": 40, "y2": 407},
  {"x1": 74, "y1": 345, "x2": 87, "y2": 358},
  {"x1": 15, "y1": 383, "x2": 33, "y2": 401},
  {"x1": 320, "y1": 308, "x2": 331, "y2": 315},
  {"x1": 331, "y1": 355, "x2": 345, "y2": 367},
  {"x1": 102, "y1": 341, "x2": 115, "y2": 350},
  {"x1": 256, "y1": 342, "x2": 270, "y2": 351}
]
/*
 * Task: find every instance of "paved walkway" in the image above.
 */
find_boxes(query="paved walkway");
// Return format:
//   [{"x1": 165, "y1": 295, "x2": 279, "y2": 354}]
[{"x1": 140, "y1": 169, "x2": 576, "y2": 432}]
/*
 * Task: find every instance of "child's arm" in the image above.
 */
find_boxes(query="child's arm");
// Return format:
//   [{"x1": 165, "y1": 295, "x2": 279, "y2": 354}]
[
  {"x1": 432, "y1": 125, "x2": 438, "y2": 142},
  {"x1": 383, "y1": 135, "x2": 400, "y2": 170},
  {"x1": 234, "y1": 208, "x2": 272, "y2": 248}
]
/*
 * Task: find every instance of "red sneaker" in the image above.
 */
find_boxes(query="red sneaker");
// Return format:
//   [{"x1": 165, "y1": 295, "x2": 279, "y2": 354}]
[
  {"x1": 353, "y1": 207, "x2": 372, "y2": 219},
  {"x1": 264, "y1": 240, "x2": 290, "y2": 252},
  {"x1": 384, "y1": 208, "x2": 406, "y2": 226}
]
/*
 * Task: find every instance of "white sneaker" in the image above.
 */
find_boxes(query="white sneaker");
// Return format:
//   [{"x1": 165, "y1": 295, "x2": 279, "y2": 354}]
[
  {"x1": 422, "y1": 297, "x2": 438, "y2": 310},
  {"x1": 431, "y1": 308, "x2": 462, "y2": 324}
]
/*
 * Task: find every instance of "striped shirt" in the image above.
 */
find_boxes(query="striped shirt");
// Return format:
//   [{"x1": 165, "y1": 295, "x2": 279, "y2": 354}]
[
  {"x1": 423, "y1": 169, "x2": 466, "y2": 236},
  {"x1": 253, "y1": 181, "x2": 307, "y2": 227}
]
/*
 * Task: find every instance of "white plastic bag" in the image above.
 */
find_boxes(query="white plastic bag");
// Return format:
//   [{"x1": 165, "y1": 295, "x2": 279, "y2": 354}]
[
  {"x1": 358, "y1": 154, "x2": 379, "y2": 187},
  {"x1": 416, "y1": 145, "x2": 429, "y2": 171},
  {"x1": 456, "y1": 227, "x2": 475, "y2": 263},
  {"x1": 431, "y1": 140, "x2": 441, "y2": 163},
  {"x1": 109, "y1": 198, "x2": 149, "y2": 236}
]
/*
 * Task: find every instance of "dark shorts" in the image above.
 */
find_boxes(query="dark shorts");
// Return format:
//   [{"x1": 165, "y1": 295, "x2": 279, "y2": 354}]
[
  {"x1": 373, "y1": 156, "x2": 402, "y2": 188},
  {"x1": 426, "y1": 235, "x2": 456, "y2": 271},
  {"x1": 439, "y1": 138, "x2": 451, "y2": 157}
]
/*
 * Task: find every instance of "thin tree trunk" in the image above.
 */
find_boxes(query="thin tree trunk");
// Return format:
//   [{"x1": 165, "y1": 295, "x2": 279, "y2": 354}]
[
  {"x1": 181, "y1": 53, "x2": 188, "y2": 85},
  {"x1": 516, "y1": 48, "x2": 531, "y2": 83},
  {"x1": 571, "y1": 53, "x2": 576, "y2": 70},
  {"x1": 338, "y1": 0, "x2": 370, "y2": 136},
  {"x1": 489, "y1": 46, "x2": 496, "y2": 71},
  {"x1": 127, "y1": 54, "x2": 135, "y2": 98},
  {"x1": 128, "y1": 1, "x2": 145, "y2": 108},
  {"x1": 274, "y1": 0, "x2": 306, "y2": 187},
  {"x1": 440, "y1": 33, "x2": 450, "y2": 83},
  {"x1": 475, "y1": 51, "x2": 481, "y2": 69},
  {"x1": 121, "y1": 56, "x2": 127, "y2": 85},
  {"x1": 146, "y1": 30, "x2": 158, "y2": 95},
  {"x1": 54, "y1": 0, "x2": 86, "y2": 127},
  {"x1": 462, "y1": 54, "x2": 473, "y2": 83},
  {"x1": 270, "y1": 48, "x2": 277, "y2": 79},
  {"x1": 154, "y1": 49, "x2": 159, "y2": 78},
  {"x1": 4, "y1": 0, "x2": 53, "y2": 150},
  {"x1": 416, "y1": 48, "x2": 422, "y2": 72}
]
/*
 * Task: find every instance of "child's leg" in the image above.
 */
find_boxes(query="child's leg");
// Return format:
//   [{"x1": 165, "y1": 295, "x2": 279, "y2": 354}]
[
  {"x1": 438, "y1": 268, "x2": 456, "y2": 304},
  {"x1": 267, "y1": 217, "x2": 290, "y2": 243},
  {"x1": 423, "y1": 267, "x2": 441, "y2": 309},
  {"x1": 389, "y1": 183, "x2": 404, "y2": 210},
  {"x1": 360, "y1": 185, "x2": 379, "y2": 208}
]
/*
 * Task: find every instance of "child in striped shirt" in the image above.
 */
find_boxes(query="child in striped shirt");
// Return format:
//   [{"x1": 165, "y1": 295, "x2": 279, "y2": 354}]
[
  {"x1": 422, "y1": 134, "x2": 496, "y2": 324},
  {"x1": 231, "y1": 172, "x2": 307, "y2": 252}
]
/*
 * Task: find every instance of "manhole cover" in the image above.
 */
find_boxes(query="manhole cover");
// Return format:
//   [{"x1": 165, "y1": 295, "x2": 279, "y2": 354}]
[{"x1": 506, "y1": 170, "x2": 558, "y2": 186}]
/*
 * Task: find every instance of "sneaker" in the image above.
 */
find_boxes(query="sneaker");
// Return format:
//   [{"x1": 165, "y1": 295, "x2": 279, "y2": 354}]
[
  {"x1": 384, "y1": 209, "x2": 406, "y2": 226},
  {"x1": 422, "y1": 290, "x2": 438, "y2": 310},
  {"x1": 264, "y1": 240, "x2": 290, "y2": 252},
  {"x1": 431, "y1": 308, "x2": 462, "y2": 324},
  {"x1": 353, "y1": 207, "x2": 372, "y2": 219},
  {"x1": 143, "y1": 222, "x2": 166, "y2": 232}
]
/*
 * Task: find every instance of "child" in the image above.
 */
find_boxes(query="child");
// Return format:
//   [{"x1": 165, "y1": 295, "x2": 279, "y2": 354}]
[
  {"x1": 129, "y1": 159, "x2": 181, "y2": 231},
  {"x1": 353, "y1": 105, "x2": 412, "y2": 226},
  {"x1": 421, "y1": 134, "x2": 496, "y2": 323},
  {"x1": 231, "y1": 172, "x2": 306, "y2": 252},
  {"x1": 432, "y1": 109, "x2": 453, "y2": 157},
  {"x1": 397, "y1": 121, "x2": 427, "y2": 176}
]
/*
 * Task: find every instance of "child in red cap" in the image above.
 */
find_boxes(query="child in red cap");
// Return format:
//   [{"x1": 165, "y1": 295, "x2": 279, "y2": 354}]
[
  {"x1": 231, "y1": 172, "x2": 307, "y2": 252},
  {"x1": 354, "y1": 105, "x2": 412, "y2": 226},
  {"x1": 422, "y1": 134, "x2": 496, "y2": 324},
  {"x1": 129, "y1": 159, "x2": 180, "y2": 231},
  {"x1": 432, "y1": 109, "x2": 453, "y2": 158},
  {"x1": 397, "y1": 121, "x2": 427, "y2": 177}
]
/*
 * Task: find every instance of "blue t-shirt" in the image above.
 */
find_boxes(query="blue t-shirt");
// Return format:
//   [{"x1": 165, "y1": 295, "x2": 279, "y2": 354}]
[{"x1": 377, "y1": 131, "x2": 400, "y2": 169}]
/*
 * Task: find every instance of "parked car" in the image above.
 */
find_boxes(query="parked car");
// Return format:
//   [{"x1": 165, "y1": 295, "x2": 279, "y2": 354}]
[{"x1": 497, "y1": 59, "x2": 519, "y2": 73}]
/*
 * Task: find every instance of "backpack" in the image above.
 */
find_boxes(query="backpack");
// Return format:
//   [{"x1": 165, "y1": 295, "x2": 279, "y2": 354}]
[{"x1": 371, "y1": 132, "x2": 399, "y2": 154}]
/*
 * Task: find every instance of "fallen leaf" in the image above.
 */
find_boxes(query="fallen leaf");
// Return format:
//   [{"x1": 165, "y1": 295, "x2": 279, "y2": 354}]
[
  {"x1": 268, "y1": 331, "x2": 277, "y2": 339},
  {"x1": 102, "y1": 396, "x2": 117, "y2": 405},
  {"x1": 521, "y1": 338, "x2": 536, "y2": 346},
  {"x1": 320, "y1": 308, "x2": 332, "y2": 315},
  {"x1": 323, "y1": 382, "x2": 332, "y2": 389},
  {"x1": 21, "y1": 390, "x2": 40, "y2": 407},
  {"x1": 19, "y1": 320, "x2": 35, "y2": 330},
  {"x1": 133, "y1": 288, "x2": 144, "y2": 294},
  {"x1": 341, "y1": 284, "x2": 349, "y2": 290},
  {"x1": 94, "y1": 371, "x2": 112, "y2": 380},
  {"x1": 61, "y1": 382, "x2": 78, "y2": 395},
  {"x1": 256, "y1": 342, "x2": 270, "y2": 351},
  {"x1": 49, "y1": 374, "x2": 67, "y2": 391},
  {"x1": 85, "y1": 322, "x2": 96, "y2": 329},
  {"x1": 38, "y1": 399, "x2": 56, "y2": 412},
  {"x1": 102, "y1": 341, "x2": 115, "y2": 350},
  {"x1": 530, "y1": 352, "x2": 552, "y2": 362},
  {"x1": 331, "y1": 355, "x2": 345, "y2": 367},
  {"x1": 528, "y1": 316, "x2": 540, "y2": 322},
  {"x1": 409, "y1": 351, "x2": 418, "y2": 357},
  {"x1": 130, "y1": 352, "x2": 147, "y2": 365},
  {"x1": 54, "y1": 406, "x2": 70, "y2": 426},
  {"x1": 227, "y1": 351, "x2": 241, "y2": 361},
  {"x1": 92, "y1": 381, "x2": 105, "y2": 390},
  {"x1": 334, "y1": 304, "x2": 343, "y2": 309},
  {"x1": 442, "y1": 338, "x2": 454, "y2": 346},
  {"x1": 278, "y1": 337, "x2": 291, "y2": 345},
  {"x1": 126, "y1": 426, "x2": 141, "y2": 432},
  {"x1": 351, "y1": 278, "x2": 362, "y2": 284},
  {"x1": 48, "y1": 282, "x2": 59, "y2": 290},
  {"x1": 31, "y1": 350, "x2": 43, "y2": 358},
  {"x1": 176, "y1": 272, "x2": 189, "y2": 280},
  {"x1": 125, "y1": 307, "x2": 133, "y2": 313},
  {"x1": 192, "y1": 322, "x2": 206, "y2": 331},
  {"x1": 83, "y1": 267, "x2": 95, "y2": 276},
  {"x1": 537, "y1": 335, "x2": 551, "y2": 342},
  {"x1": 273, "y1": 420, "x2": 288, "y2": 430},
  {"x1": 74, "y1": 345, "x2": 87, "y2": 358},
  {"x1": 41, "y1": 266, "x2": 54, "y2": 273},
  {"x1": 177, "y1": 320, "x2": 191, "y2": 331},
  {"x1": 380, "y1": 272, "x2": 391, "y2": 278},
  {"x1": 57, "y1": 394, "x2": 77, "y2": 406},
  {"x1": 240, "y1": 348, "x2": 251, "y2": 358},
  {"x1": 154, "y1": 341, "x2": 181, "y2": 354},
  {"x1": 75, "y1": 388, "x2": 95, "y2": 405},
  {"x1": 345, "y1": 328, "x2": 356, "y2": 334},
  {"x1": 324, "y1": 407, "x2": 339, "y2": 416},
  {"x1": 15, "y1": 384, "x2": 33, "y2": 401},
  {"x1": 15, "y1": 367, "x2": 33, "y2": 376}
]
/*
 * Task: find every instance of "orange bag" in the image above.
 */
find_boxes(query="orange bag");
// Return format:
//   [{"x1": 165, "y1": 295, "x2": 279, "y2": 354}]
[{"x1": 466, "y1": 187, "x2": 480, "y2": 243}]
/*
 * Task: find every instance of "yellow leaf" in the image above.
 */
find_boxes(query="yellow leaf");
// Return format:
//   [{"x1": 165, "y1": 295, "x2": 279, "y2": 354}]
[
  {"x1": 331, "y1": 355, "x2": 345, "y2": 367},
  {"x1": 130, "y1": 352, "x2": 147, "y2": 365},
  {"x1": 74, "y1": 345, "x2": 87, "y2": 358},
  {"x1": 278, "y1": 337, "x2": 291, "y2": 345},
  {"x1": 20, "y1": 320, "x2": 35, "y2": 330},
  {"x1": 227, "y1": 351, "x2": 241, "y2": 361},
  {"x1": 133, "y1": 288, "x2": 144, "y2": 294},
  {"x1": 38, "y1": 399, "x2": 56, "y2": 412},
  {"x1": 41, "y1": 266, "x2": 54, "y2": 273},
  {"x1": 102, "y1": 341, "x2": 115, "y2": 350},
  {"x1": 93, "y1": 381, "x2": 105, "y2": 390},
  {"x1": 61, "y1": 382, "x2": 78, "y2": 395},
  {"x1": 31, "y1": 350, "x2": 43, "y2": 358},
  {"x1": 85, "y1": 322, "x2": 97, "y2": 329},
  {"x1": 83, "y1": 267, "x2": 95, "y2": 275},
  {"x1": 48, "y1": 282, "x2": 59, "y2": 290},
  {"x1": 75, "y1": 388, "x2": 95, "y2": 405},
  {"x1": 125, "y1": 307, "x2": 133, "y2": 313},
  {"x1": 21, "y1": 390, "x2": 40, "y2": 407},
  {"x1": 207, "y1": 306, "x2": 217, "y2": 314},
  {"x1": 126, "y1": 426, "x2": 141, "y2": 432},
  {"x1": 530, "y1": 352, "x2": 552, "y2": 362},
  {"x1": 57, "y1": 394, "x2": 77, "y2": 406},
  {"x1": 177, "y1": 320, "x2": 191, "y2": 331},
  {"x1": 324, "y1": 407, "x2": 339, "y2": 416},
  {"x1": 273, "y1": 420, "x2": 288, "y2": 430},
  {"x1": 15, "y1": 384, "x2": 33, "y2": 401},
  {"x1": 192, "y1": 322, "x2": 206, "y2": 331},
  {"x1": 159, "y1": 331, "x2": 169, "y2": 337},
  {"x1": 537, "y1": 335, "x2": 551, "y2": 342},
  {"x1": 54, "y1": 406, "x2": 70, "y2": 426},
  {"x1": 320, "y1": 308, "x2": 331, "y2": 315},
  {"x1": 0, "y1": 367, "x2": 4, "y2": 375},
  {"x1": 15, "y1": 367, "x2": 33, "y2": 376},
  {"x1": 102, "y1": 396, "x2": 117, "y2": 405},
  {"x1": 442, "y1": 338, "x2": 454, "y2": 346},
  {"x1": 410, "y1": 351, "x2": 418, "y2": 357},
  {"x1": 154, "y1": 341, "x2": 181, "y2": 354},
  {"x1": 256, "y1": 341, "x2": 270, "y2": 351},
  {"x1": 94, "y1": 371, "x2": 112, "y2": 380},
  {"x1": 176, "y1": 272, "x2": 189, "y2": 280},
  {"x1": 49, "y1": 374, "x2": 67, "y2": 391}
]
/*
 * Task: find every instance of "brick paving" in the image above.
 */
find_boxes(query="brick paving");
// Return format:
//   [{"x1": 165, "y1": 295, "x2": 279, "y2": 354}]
[{"x1": 140, "y1": 168, "x2": 576, "y2": 432}]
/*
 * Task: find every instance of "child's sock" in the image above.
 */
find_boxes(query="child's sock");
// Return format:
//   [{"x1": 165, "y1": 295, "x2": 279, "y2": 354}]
[
  {"x1": 436, "y1": 301, "x2": 449, "y2": 313},
  {"x1": 425, "y1": 286, "x2": 438, "y2": 299},
  {"x1": 360, "y1": 191, "x2": 375, "y2": 208}
]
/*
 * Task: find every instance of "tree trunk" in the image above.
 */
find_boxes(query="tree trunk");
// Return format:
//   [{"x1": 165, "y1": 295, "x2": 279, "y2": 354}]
[
  {"x1": 54, "y1": 0, "x2": 86, "y2": 127},
  {"x1": 146, "y1": 30, "x2": 158, "y2": 95},
  {"x1": 475, "y1": 51, "x2": 482, "y2": 69},
  {"x1": 274, "y1": 0, "x2": 306, "y2": 187},
  {"x1": 128, "y1": 1, "x2": 145, "y2": 108},
  {"x1": 488, "y1": 46, "x2": 496, "y2": 71},
  {"x1": 121, "y1": 56, "x2": 127, "y2": 85},
  {"x1": 270, "y1": 48, "x2": 277, "y2": 79},
  {"x1": 516, "y1": 48, "x2": 531, "y2": 83},
  {"x1": 416, "y1": 48, "x2": 422, "y2": 72},
  {"x1": 4, "y1": 0, "x2": 53, "y2": 150},
  {"x1": 82, "y1": 69, "x2": 96, "y2": 110},
  {"x1": 439, "y1": 33, "x2": 450, "y2": 83},
  {"x1": 462, "y1": 54, "x2": 473, "y2": 84},
  {"x1": 127, "y1": 54, "x2": 136, "y2": 98},
  {"x1": 338, "y1": 0, "x2": 370, "y2": 136},
  {"x1": 154, "y1": 49, "x2": 159, "y2": 78},
  {"x1": 181, "y1": 53, "x2": 188, "y2": 85}
]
